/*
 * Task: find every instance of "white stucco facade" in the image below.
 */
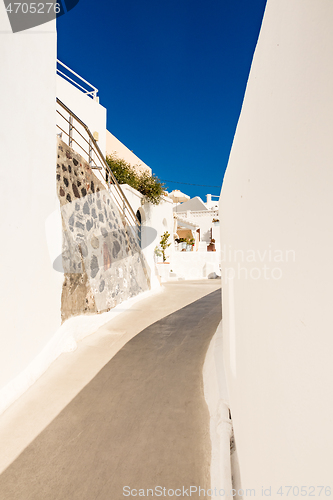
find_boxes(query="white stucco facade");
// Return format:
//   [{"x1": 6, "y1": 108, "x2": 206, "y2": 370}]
[
  {"x1": 220, "y1": 0, "x2": 333, "y2": 491},
  {"x1": 171, "y1": 252, "x2": 221, "y2": 281},
  {"x1": 120, "y1": 184, "x2": 174, "y2": 288},
  {"x1": 56, "y1": 73, "x2": 107, "y2": 156},
  {"x1": 0, "y1": 9, "x2": 63, "y2": 403},
  {"x1": 106, "y1": 130, "x2": 152, "y2": 175},
  {"x1": 174, "y1": 195, "x2": 220, "y2": 248}
]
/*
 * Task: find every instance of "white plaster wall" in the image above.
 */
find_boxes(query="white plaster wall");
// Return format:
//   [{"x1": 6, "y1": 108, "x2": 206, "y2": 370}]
[
  {"x1": 0, "y1": 10, "x2": 62, "y2": 396},
  {"x1": 120, "y1": 183, "x2": 144, "y2": 215},
  {"x1": 220, "y1": 0, "x2": 333, "y2": 491},
  {"x1": 203, "y1": 322, "x2": 232, "y2": 495},
  {"x1": 211, "y1": 223, "x2": 220, "y2": 251},
  {"x1": 171, "y1": 252, "x2": 221, "y2": 280},
  {"x1": 56, "y1": 75, "x2": 107, "y2": 156},
  {"x1": 197, "y1": 214, "x2": 217, "y2": 244},
  {"x1": 106, "y1": 130, "x2": 152, "y2": 175},
  {"x1": 142, "y1": 196, "x2": 174, "y2": 286},
  {"x1": 121, "y1": 185, "x2": 174, "y2": 289}
]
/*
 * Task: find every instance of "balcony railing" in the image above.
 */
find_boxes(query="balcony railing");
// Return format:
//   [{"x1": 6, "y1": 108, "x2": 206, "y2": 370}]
[
  {"x1": 57, "y1": 60, "x2": 99, "y2": 101},
  {"x1": 175, "y1": 209, "x2": 219, "y2": 218}
]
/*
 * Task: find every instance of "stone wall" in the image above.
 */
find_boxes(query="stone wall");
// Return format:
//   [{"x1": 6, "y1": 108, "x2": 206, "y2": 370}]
[{"x1": 56, "y1": 139, "x2": 150, "y2": 322}]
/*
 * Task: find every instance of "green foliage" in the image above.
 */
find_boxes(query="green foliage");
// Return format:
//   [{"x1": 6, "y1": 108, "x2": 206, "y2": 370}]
[
  {"x1": 160, "y1": 231, "x2": 171, "y2": 262},
  {"x1": 136, "y1": 171, "x2": 165, "y2": 205},
  {"x1": 105, "y1": 155, "x2": 138, "y2": 188},
  {"x1": 106, "y1": 155, "x2": 165, "y2": 205}
]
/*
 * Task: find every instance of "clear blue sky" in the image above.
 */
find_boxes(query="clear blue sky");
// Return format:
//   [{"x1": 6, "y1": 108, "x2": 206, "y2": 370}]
[{"x1": 57, "y1": 0, "x2": 267, "y2": 200}]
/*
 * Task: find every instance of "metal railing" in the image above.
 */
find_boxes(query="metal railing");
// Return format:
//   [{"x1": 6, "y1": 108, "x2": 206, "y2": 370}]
[
  {"x1": 56, "y1": 98, "x2": 140, "y2": 237},
  {"x1": 57, "y1": 60, "x2": 99, "y2": 101}
]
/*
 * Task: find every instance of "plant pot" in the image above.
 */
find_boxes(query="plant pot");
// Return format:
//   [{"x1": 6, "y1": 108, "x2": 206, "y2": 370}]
[{"x1": 207, "y1": 243, "x2": 216, "y2": 252}]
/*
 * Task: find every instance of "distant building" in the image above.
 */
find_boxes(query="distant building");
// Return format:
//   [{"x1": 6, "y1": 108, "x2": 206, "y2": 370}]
[
  {"x1": 164, "y1": 193, "x2": 221, "y2": 280},
  {"x1": 173, "y1": 194, "x2": 220, "y2": 252}
]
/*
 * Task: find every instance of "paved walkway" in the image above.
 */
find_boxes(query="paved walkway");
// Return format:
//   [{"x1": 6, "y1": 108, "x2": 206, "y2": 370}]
[{"x1": 0, "y1": 282, "x2": 221, "y2": 499}]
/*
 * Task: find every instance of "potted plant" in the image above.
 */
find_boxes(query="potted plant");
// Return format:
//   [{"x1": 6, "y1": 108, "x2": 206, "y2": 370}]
[
  {"x1": 207, "y1": 238, "x2": 216, "y2": 252},
  {"x1": 174, "y1": 237, "x2": 184, "y2": 251},
  {"x1": 156, "y1": 232, "x2": 172, "y2": 282},
  {"x1": 212, "y1": 218, "x2": 220, "y2": 226},
  {"x1": 186, "y1": 237, "x2": 195, "y2": 251},
  {"x1": 177, "y1": 237, "x2": 187, "y2": 251}
]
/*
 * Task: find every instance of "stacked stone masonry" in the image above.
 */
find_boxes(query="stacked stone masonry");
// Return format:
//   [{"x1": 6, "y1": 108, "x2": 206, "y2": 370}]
[{"x1": 56, "y1": 138, "x2": 150, "y2": 322}]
